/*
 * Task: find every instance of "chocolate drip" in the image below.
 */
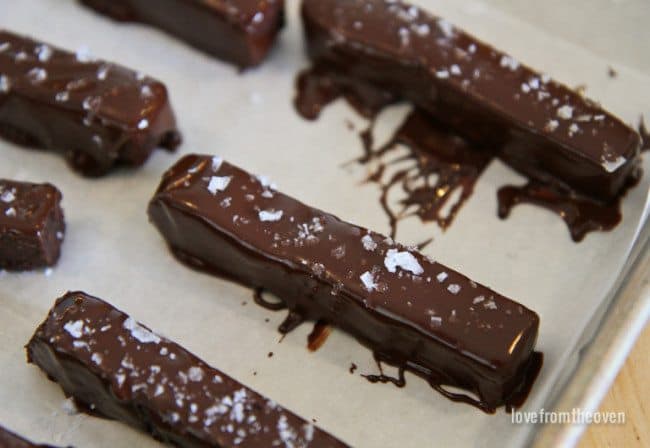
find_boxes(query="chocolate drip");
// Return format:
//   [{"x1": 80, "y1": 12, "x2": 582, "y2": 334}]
[
  {"x1": 498, "y1": 181, "x2": 626, "y2": 242},
  {"x1": 358, "y1": 109, "x2": 493, "y2": 238},
  {"x1": 295, "y1": 65, "x2": 398, "y2": 121},
  {"x1": 307, "y1": 320, "x2": 332, "y2": 352},
  {"x1": 253, "y1": 288, "x2": 287, "y2": 311},
  {"x1": 640, "y1": 117, "x2": 649, "y2": 152}
]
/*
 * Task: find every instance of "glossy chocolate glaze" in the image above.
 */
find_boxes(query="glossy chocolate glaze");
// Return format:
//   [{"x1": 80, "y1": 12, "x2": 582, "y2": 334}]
[
  {"x1": 148, "y1": 154, "x2": 541, "y2": 412},
  {"x1": 358, "y1": 108, "x2": 494, "y2": 237},
  {"x1": 0, "y1": 179, "x2": 65, "y2": 270},
  {"x1": 0, "y1": 30, "x2": 180, "y2": 176},
  {"x1": 79, "y1": 0, "x2": 285, "y2": 69},
  {"x1": 0, "y1": 425, "x2": 62, "y2": 448},
  {"x1": 299, "y1": 0, "x2": 641, "y2": 201},
  {"x1": 27, "y1": 291, "x2": 347, "y2": 448}
]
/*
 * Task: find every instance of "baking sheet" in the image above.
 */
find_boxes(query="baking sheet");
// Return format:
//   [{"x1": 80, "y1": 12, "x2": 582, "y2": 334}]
[{"x1": 1, "y1": 1, "x2": 649, "y2": 447}]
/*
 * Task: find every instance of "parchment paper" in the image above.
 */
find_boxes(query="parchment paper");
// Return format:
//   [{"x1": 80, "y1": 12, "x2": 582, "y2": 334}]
[{"x1": 1, "y1": 1, "x2": 649, "y2": 447}]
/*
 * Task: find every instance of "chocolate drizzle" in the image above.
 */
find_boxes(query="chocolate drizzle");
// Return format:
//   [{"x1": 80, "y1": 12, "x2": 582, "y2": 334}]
[{"x1": 358, "y1": 109, "x2": 494, "y2": 238}]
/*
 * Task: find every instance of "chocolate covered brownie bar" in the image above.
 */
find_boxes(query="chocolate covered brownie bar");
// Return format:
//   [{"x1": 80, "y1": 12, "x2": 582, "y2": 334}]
[
  {"x1": 0, "y1": 30, "x2": 180, "y2": 176},
  {"x1": 0, "y1": 179, "x2": 64, "y2": 270},
  {"x1": 148, "y1": 154, "x2": 541, "y2": 412},
  {"x1": 27, "y1": 291, "x2": 348, "y2": 447},
  {"x1": 79, "y1": 0, "x2": 285, "y2": 68},
  {"x1": 299, "y1": 0, "x2": 641, "y2": 200}
]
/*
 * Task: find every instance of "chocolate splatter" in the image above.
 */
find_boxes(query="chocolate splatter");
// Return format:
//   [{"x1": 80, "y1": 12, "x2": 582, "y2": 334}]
[
  {"x1": 608, "y1": 66, "x2": 618, "y2": 78},
  {"x1": 349, "y1": 363, "x2": 358, "y2": 374},
  {"x1": 358, "y1": 108, "x2": 494, "y2": 239}
]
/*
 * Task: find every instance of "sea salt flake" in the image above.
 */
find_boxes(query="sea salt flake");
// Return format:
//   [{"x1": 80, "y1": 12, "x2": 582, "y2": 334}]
[
  {"x1": 384, "y1": 249, "x2": 424, "y2": 275},
  {"x1": 55, "y1": 91, "x2": 69, "y2": 102},
  {"x1": 27, "y1": 67, "x2": 47, "y2": 83},
  {"x1": 96, "y1": 65, "x2": 110, "y2": 80},
  {"x1": 602, "y1": 155, "x2": 627, "y2": 173},
  {"x1": 140, "y1": 85, "x2": 153, "y2": 98},
  {"x1": 568, "y1": 123, "x2": 580, "y2": 137},
  {"x1": 500, "y1": 55, "x2": 519, "y2": 71},
  {"x1": 484, "y1": 299, "x2": 498, "y2": 310},
  {"x1": 188, "y1": 366, "x2": 204, "y2": 382},
  {"x1": 1, "y1": 190, "x2": 15, "y2": 203},
  {"x1": 361, "y1": 234, "x2": 377, "y2": 251},
  {"x1": 556, "y1": 105, "x2": 573, "y2": 120},
  {"x1": 0, "y1": 75, "x2": 10, "y2": 93},
  {"x1": 252, "y1": 11, "x2": 264, "y2": 24},
  {"x1": 212, "y1": 156, "x2": 223, "y2": 172},
  {"x1": 437, "y1": 19, "x2": 454, "y2": 38},
  {"x1": 91, "y1": 353, "x2": 103, "y2": 365},
  {"x1": 430, "y1": 315, "x2": 442, "y2": 327},
  {"x1": 473, "y1": 295, "x2": 485, "y2": 304},
  {"x1": 447, "y1": 284, "x2": 461, "y2": 294},
  {"x1": 259, "y1": 209, "x2": 283, "y2": 222},
  {"x1": 360, "y1": 271, "x2": 378, "y2": 292},
  {"x1": 207, "y1": 176, "x2": 232, "y2": 194},
  {"x1": 5, "y1": 207, "x2": 16, "y2": 217},
  {"x1": 412, "y1": 23, "x2": 430, "y2": 36},
  {"x1": 64, "y1": 320, "x2": 84, "y2": 338},
  {"x1": 544, "y1": 120, "x2": 559, "y2": 132},
  {"x1": 75, "y1": 46, "x2": 93, "y2": 62},
  {"x1": 137, "y1": 119, "x2": 149, "y2": 130},
  {"x1": 123, "y1": 317, "x2": 161, "y2": 344},
  {"x1": 435, "y1": 69, "x2": 449, "y2": 79},
  {"x1": 450, "y1": 64, "x2": 461, "y2": 76},
  {"x1": 436, "y1": 272, "x2": 448, "y2": 283},
  {"x1": 36, "y1": 44, "x2": 53, "y2": 62}
]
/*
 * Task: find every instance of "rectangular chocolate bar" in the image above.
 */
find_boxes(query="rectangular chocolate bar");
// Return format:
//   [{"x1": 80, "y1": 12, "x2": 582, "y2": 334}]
[
  {"x1": 27, "y1": 291, "x2": 347, "y2": 448},
  {"x1": 148, "y1": 154, "x2": 541, "y2": 412},
  {"x1": 0, "y1": 30, "x2": 180, "y2": 176},
  {"x1": 0, "y1": 425, "x2": 62, "y2": 448},
  {"x1": 79, "y1": 0, "x2": 285, "y2": 69},
  {"x1": 0, "y1": 179, "x2": 64, "y2": 270},
  {"x1": 300, "y1": 0, "x2": 641, "y2": 200}
]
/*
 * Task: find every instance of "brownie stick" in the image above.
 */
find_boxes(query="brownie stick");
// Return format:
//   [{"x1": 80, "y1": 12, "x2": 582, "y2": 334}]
[
  {"x1": 27, "y1": 291, "x2": 348, "y2": 448},
  {"x1": 0, "y1": 30, "x2": 180, "y2": 176},
  {"x1": 0, "y1": 179, "x2": 65, "y2": 271},
  {"x1": 79, "y1": 0, "x2": 285, "y2": 69},
  {"x1": 148, "y1": 154, "x2": 541, "y2": 412},
  {"x1": 298, "y1": 0, "x2": 641, "y2": 201}
]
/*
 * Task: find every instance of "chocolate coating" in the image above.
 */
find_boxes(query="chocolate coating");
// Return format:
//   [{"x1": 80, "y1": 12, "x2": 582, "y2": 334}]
[
  {"x1": 79, "y1": 0, "x2": 285, "y2": 69},
  {"x1": 27, "y1": 291, "x2": 347, "y2": 448},
  {"x1": 0, "y1": 30, "x2": 180, "y2": 176},
  {"x1": 0, "y1": 425, "x2": 63, "y2": 448},
  {"x1": 0, "y1": 179, "x2": 65, "y2": 270},
  {"x1": 300, "y1": 0, "x2": 641, "y2": 201},
  {"x1": 148, "y1": 154, "x2": 541, "y2": 412}
]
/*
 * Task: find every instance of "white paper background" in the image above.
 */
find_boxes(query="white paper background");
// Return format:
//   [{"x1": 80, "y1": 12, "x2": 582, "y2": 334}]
[{"x1": 1, "y1": 1, "x2": 649, "y2": 447}]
